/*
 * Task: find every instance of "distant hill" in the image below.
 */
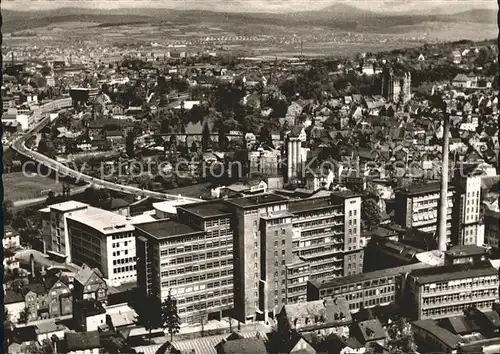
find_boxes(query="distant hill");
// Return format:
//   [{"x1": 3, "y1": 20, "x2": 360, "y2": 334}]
[{"x1": 2, "y1": 7, "x2": 496, "y2": 33}]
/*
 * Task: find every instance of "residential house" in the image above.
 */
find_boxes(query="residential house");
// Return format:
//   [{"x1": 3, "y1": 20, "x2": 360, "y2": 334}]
[
  {"x1": 62, "y1": 331, "x2": 101, "y2": 354},
  {"x1": 3, "y1": 230, "x2": 21, "y2": 249},
  {"x1": 73, "y1": 299, "x2": 107, "y2": 332},
  {"x1": 277, "y1": 298, "x2": 352, "y2": 338},
  {"x1": 245, "y1": 132, "x2": 257, "y2": 149},
  {"x1": 350, "y1": 319, "x2": 386, "y2": 347},
  {"x1": 72, "y1": 264, "x2": 108, "y2": 304},
  {"x1": 317, "y1": 334, "x2": 366, "y2": 354},
  {"x1": 105, "y1": 303, "x2": 138, "y2": 331},
  {"x1": 4, "y1": 289, "x2": 25, "y2": 323},
  {"x1": 452, "y1": 74, "x2": 477, "y2": 88},
  {"x1": 451, "y1": 51, "x2": 462, "y2": 64},
  {"x1": 215, "y1": 336, "x2": 267, "y2": 354},
  {"x1": 286, "y1": 102, "x2": 304, "y2": 122},
  {"x1": 20, "y1": 276, "x2": 73, "y2": 322},
  {"x1": 4, "y1": 248, "x2": 20, "y2": 271},
  {"x1": 266, "y1": 331, "x2": 317, "y2": 354}
]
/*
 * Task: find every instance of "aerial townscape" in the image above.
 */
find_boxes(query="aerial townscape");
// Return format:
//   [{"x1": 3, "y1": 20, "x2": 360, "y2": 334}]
[{"x1": 2, "y1": 1, "x2": 499, "y2": 354}]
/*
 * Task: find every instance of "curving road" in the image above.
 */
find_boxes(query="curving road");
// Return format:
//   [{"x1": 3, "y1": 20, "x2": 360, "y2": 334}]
[{"x1": 11, "y1": 101, "x2": 202, "y2": 203}]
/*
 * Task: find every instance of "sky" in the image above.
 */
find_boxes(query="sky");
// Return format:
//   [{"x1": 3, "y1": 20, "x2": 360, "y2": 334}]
[{"x1": 2, "y1": 0, "x2": 497, "y2": 13}]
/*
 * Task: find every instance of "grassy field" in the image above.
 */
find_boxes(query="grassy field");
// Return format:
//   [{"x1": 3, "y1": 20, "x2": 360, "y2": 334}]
[{"x1": 3, "y1": 172, "x2": 66, "y2": 202}]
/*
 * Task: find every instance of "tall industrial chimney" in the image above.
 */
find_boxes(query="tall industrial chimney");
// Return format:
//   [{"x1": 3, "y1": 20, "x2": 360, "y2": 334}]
[{"x1": 437, "y1": 111, "x2": 450, "y2": 251}]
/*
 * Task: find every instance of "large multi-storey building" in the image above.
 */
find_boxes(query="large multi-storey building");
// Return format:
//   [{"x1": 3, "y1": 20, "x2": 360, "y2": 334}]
[
  {"x1": 135, "y1": 201, "x2": 234, "y2": 324},
  {"x1": 226, "y1": 191, "x2": 362, "y2": 322},
  {"x1": 249, "y1": 148, "x2": 280, "y2": 177},
  {"x1": 286, "y1": 192, "x2": 363, "y2": 305},
  {"x1": 135, "y1": 191, "x2": 362, "y2": 324},
  {"x1": 41, "y1": 201, "x2": 89, "y2": 261},
  {"x1": 307, "y1": 263, "x2": 431, "y2": 313},
  {"x1": 225, "y1": 193, "x2": 290, "y2": 322},
  {"x1": 484, "y1": 209, "x2": 500, "y2": 250},
  {"x1": 395, "y1": 183, "x2": 455, "y2": 243},
  {"x1": 66, "y1": 207, "x2": 136, "y2": 286},
  {"x1": 381, "y1": 67, "x2": 411, "y2": 103},
  {"x1": 452, "y1": 171, "x2": 483, "y2": 246},
  {"x1": 405, "y1": 261, "x2": 499, "y2": 320}
]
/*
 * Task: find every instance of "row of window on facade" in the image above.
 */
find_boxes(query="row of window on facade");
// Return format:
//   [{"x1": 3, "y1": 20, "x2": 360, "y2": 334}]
[
  {"x1": 169, "y1": 280, "x2": 234, "y2": 295},
  {"x1": 205, "y1": 218, "x2": 231, "y2": 227},
  {"x1": 421, "y1": 300, "x2": 494, "y2": 318},
  {"x1": 160, "y1": 238, "x2": 232, "y2": 256},
  {"x1": 160, "y1": 259, "x2": 232, "y2": 276},
  {"x1": 347, "y1": 295, "x2": 394, "y2": 310},
  {"x1": 162, "y1": 270, "x2": 234, "y2": 285},
  {"x1": 112, "y1": 256, "x2": 135, "y2": 265},
  {"x1": 175, "y1": 289, "x2": 232, "y2": 304},
  {"x1": 422, "y1": 276, "x2": 498, "y2": 292},
  {"x1": 112, "y1": 241, "x2": 131, "y2": 248},
  {"x1": 112, "y1": 233, "x2": 133, "y2": 240},
  {"x1": 113, "y1": 264, "x2": 136, "y2": 273},
  {"x1": 161, "y1": 251, "x2": 233, "y2": 267},
  {"x1": 422, "y1": 289, "x2": 498, "y2": 306}
]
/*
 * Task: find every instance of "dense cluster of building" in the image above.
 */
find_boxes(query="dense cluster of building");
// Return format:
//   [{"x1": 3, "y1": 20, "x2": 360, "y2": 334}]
[{"x1": 3, "y1": 33, "x2": 499, "y2": 354}]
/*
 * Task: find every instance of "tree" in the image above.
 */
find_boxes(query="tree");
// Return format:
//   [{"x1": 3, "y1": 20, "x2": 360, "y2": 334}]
[
  {"x1": 385, "y1": 318, "x2": 417, "y2": 353},
  {"x1": 202, "y1": 122, "x2": 211, "y2": 151},
  {"x1": 4, "y1": 309, "x2": 12, "y2": 330},
  {"x1": 101, "y1": 333, "x2": 129, "y2": 354},
  {"x1": 162, "y1": 290, "x2": 181, "y2": 342},
  {"x1": 24, "y1": 339, "x2": 54, "y2": 354},
  {"x1": 190, "y1": 141, "x2": 198, "y2": 153},
  {"x1": 259, "y1": 125, "x2": 272, "y2": 146},
  {"x1": 3, "y1": 199, "x2": 14, "y2": 225},
  {"x1": 18, "y1": 307, "x2": 30, "y2": 324},
  {"x1": 135, "y1": 293, "x2": 163, "y2": 344},
  {"x1": 362, "y1": 198, "x2": 382, "y2": 231},
  {"x1": 138, "y1": 175, "x2": 152, "y2": 190},
  {"x1": 125, "y1": 132, "x2": 135, "y2": 158},
  {"x1": 37, "y1": 135, "x2": 49, "y2": 155},
  {"x1": 475, "y1": 47, "x2": 493, "y2": 68}
]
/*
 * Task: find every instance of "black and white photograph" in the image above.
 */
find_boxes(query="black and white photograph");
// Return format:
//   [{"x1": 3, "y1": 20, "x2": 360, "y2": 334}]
[{"x1": 1, "y1": 0, "x2": 499, "y2": 353}]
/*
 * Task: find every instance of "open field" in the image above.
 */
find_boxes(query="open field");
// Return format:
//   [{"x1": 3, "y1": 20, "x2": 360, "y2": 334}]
[
  {"x1": 3, "y1": 172, "x2": 67, "y2": 202},
  {"x1": 164, "y1": 182, "x2": 211, "y2": 199},
  {"x1": 3, "y1": 7, "x2": 496, "y2": 57}
]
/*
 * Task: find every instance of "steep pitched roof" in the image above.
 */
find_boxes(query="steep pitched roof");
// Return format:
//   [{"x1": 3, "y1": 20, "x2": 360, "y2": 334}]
[
  {"x1": 5, "y1": 290, "x2": 24, "y2": 304},
  {"x1": 355, "y1": 319, "x2": 386, "y2": 343},
  {"x1": 283, "y1": 297, "x2": 351, "y2": 329},
  {"x1": 219, "y1": 338, "x2": 267, "y2": 354},
  {"x1": 73, "y1": 263, "x2": 103, "y2": 286},
  {"x1": 66, "y1": 331, "x2": 101, "y2": 351}
]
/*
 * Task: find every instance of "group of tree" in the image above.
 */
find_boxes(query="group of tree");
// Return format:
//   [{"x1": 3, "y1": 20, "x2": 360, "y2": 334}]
[
  {"x1": 359, "y1": 182, "x2": 383, "y2": 231},
  {"x1": 135, "y1": 290, "x2": 181, "y2": 343}
]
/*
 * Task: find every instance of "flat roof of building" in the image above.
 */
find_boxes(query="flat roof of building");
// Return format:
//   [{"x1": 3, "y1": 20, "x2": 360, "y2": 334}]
[
  {"x1": 445, "y1": 245, "x2": 489, "y2": 258},
  {"x1": 397, "y1": 182, "x2": 455, "y2": 196},
  {"x1": 410, "y1": 261, "x2": 498, "y2": 285},
  {"x1": 48, "y1": 200, "x2": 88, "y2": 212},
  {"x1": 331, "y1": 190, "x2": 362, "y2": 199},
  {"x1": 67, "y1": 206, "x2": 134, "y2": 235},
  {"x1": 135, "y1": 219, "x2": 202, "y2": 240},
  {"x1": 152, "y1": 198, "x2": 201, "y2": 215},
  {"x1": 226, "y1": 193, "x2": 288, "y2": 209},
  {"x1": 179, "y1": 201, "x2": 233, "y2": 219},
  {"x1": 309, "y1": 262, "x2": 431, "y2": 290},
  {"x1": 260, "y1": 210, "x2": 294, "y2": 220},
  {"x1": 289, "y1": 196, "x2": 341, "y2": 213}
]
